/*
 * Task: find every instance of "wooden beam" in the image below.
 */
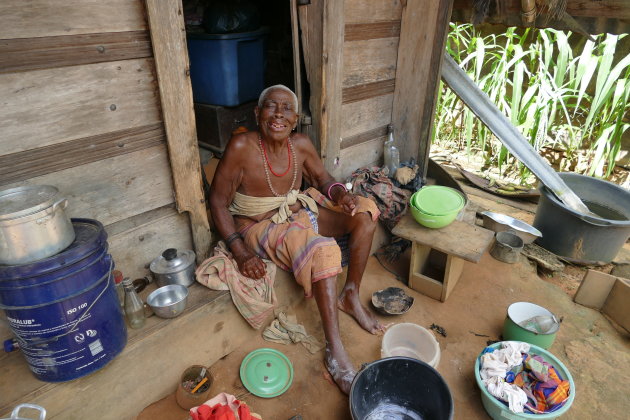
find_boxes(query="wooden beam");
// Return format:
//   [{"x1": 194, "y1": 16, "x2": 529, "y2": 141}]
[
  {"x1": 0, "y1": 123, "x2": 165, "y2": 185},
  {"x1": 0, "y1": 58, "x2": 161, "y2": 156},
  {"x1": 341, "y1": 125, "x2": 389, "y2": 149},
  {"x1": 344, "y1": 0, "x2": 404, "y2": 23},
  {"x1": 0, "y1": 0, "x2": 147, "y2": 39},
  {"x1": 451, "y1": 0, "x2": 630, "y2": 34},
  {"x1": 392, "y1": 0, "x2": 453, "y2": 179},
  {"x1": 145, "y1": 0, "x2": 211, "y2": 261},
  {"x1": 342, "y1": 79, "x2": 395, "y2": 104},
  {"x1": 1, "y1": 145, "x2": 177, "y2": 227},
  {"x1": 320, "y1": 0, "x2": 345, "y2": 176},
  {"x1": 0, "y1": 31, "x2": 152, "y2": 74},
  {"x1": 345, "y1": 21, "x2": 401, "y2": 41}
]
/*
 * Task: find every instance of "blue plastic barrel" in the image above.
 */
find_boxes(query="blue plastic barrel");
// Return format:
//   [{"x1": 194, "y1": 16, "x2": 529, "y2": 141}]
[
  {"x1": 187, "y1": 27, "x2": 270, "y2": 106},
  {"x1": 0, "y1": 219, "x2": 127, "y2": 382}
]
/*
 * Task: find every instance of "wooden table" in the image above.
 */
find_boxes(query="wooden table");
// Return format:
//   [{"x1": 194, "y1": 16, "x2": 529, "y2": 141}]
[{"x1": 392, "y1": 212, "x2": 495, "y2": 302}]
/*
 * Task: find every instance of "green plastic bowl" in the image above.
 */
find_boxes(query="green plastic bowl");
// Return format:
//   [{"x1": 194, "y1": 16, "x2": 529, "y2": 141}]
[
  {"x1": 503, "y1": 302, "x2": 560, "y2": 350},
  {"x1": 412, "y1": 186, "x2": 465, "y2": 216},
  {"x1": 410, "y1": 202, "x2": 459, "y2": 229},
  {"x1": 474, "y1": 342, "x2": 575, "y2": 420}
]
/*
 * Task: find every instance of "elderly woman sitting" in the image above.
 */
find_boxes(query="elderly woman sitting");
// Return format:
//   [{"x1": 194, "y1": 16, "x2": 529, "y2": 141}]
[{"x1": 209, "y1": 85, "x2": 383, "y2": 394}]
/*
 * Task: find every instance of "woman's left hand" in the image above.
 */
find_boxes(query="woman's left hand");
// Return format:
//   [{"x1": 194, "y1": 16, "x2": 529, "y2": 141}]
[{"x1": 337, "y1": 191, "x2": 358, "y2": 216}]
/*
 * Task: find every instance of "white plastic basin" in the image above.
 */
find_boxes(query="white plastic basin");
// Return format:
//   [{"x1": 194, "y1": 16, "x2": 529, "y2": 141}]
[{"x1": 381, "y1": 323, "x2": 441, "y2": 368}]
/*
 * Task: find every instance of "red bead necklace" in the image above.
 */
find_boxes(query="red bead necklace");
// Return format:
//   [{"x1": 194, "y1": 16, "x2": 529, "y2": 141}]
[{"x1": 260, "y1": 137, "x2": 291, "y2": 177}]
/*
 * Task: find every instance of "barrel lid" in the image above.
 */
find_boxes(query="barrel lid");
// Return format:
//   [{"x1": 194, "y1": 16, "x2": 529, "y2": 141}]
[
  {"x1": 150, "y1": 248, "x2": 195, "y2": 275},
  {"x1": 0, "y1": 185, "x2": 60, "y2": 221},
  {"x1": 0, "y1": 218, "x2": 107, "y2": 280}
]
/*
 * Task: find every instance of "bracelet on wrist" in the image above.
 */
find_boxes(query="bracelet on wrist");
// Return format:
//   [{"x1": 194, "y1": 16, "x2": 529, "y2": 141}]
[
  {"x1": 326, "y1": 182, "x2": 347, "y2": 201},
  {"x1": 225, "y1": 232, "x2": 242, "y2": 248}
]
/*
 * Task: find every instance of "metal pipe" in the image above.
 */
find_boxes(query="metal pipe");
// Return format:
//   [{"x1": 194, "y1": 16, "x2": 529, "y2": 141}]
[{"x1": 440, "y1": 53, "x2": 593, "y2": 217}]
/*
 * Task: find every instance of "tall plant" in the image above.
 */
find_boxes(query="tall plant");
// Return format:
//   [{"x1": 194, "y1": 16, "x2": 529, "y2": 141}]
[{"x1": 436, "y1": 23, "x2": 630, "y2": 180}]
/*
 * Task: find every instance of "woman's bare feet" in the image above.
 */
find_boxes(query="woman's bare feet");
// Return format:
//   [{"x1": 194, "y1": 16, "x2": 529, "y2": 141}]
[
  {"x1": 324, "y1": 346, "x2": 356, "y2": 394},
  {"x1": 337, "y1": 288, "x2": 386, "y2": 335}
]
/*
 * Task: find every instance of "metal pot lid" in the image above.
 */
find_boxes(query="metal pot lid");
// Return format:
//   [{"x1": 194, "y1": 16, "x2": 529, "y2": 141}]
[
  {"x1": 150, "y1": 248, "x2": 196, "y2": 275},
  {"x1": 0, "y1": 185, "x2": 60, "y2": 221}
]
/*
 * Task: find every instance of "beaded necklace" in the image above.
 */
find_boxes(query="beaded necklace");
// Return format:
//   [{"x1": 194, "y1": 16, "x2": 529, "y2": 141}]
[{"x1": 258, "y1": 135, "x2": 298, "y2": 197}]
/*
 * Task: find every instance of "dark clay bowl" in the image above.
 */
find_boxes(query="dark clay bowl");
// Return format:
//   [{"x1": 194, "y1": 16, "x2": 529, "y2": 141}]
[{"x1": 371, "y1": 287, "x2": 414, "y2": 315}]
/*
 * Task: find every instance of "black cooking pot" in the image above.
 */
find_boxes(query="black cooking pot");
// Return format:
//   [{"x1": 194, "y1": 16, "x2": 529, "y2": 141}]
[
  {"x1": 534, "y1": 173, "x2": 630, "y2": 264},
  {"x1": 349, "y1": 357, "x2": 454, "y2": 420}
]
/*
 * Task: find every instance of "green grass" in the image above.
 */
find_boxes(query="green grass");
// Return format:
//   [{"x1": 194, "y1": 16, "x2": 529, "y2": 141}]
[{"x1": 436, "y1": 23, "x2": 630, "y2": 181}]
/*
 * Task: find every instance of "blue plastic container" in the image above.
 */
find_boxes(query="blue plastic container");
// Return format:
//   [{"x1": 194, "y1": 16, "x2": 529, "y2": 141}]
[
  {"x1": 0, "y1": 219, "x2": 127, "y2": 382},
  {"x1": 187, "y1": 27, "x2": 269, "y2": 106}
]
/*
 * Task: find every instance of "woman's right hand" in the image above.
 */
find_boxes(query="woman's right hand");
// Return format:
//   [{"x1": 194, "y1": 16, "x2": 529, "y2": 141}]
[{"x1": 234, "y1": 248, "x2": 267, "y2": 279}]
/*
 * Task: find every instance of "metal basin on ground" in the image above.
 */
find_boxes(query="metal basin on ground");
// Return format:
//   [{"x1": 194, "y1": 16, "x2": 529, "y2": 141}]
[{"x1": 533, "y1": 173, "x2": 630, "y2": 264}]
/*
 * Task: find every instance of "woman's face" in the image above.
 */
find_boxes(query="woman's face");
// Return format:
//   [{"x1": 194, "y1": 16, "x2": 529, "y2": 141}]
[{"x1": 255, "y1": 88, "x2": 298, "y2": 142}]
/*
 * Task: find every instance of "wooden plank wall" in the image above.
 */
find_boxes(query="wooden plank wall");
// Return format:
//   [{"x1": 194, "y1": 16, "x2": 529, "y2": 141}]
[
  {"x1": 0, "y1": 0, "x2": 193, "y2": 285},
  {"x1": 338, "y1": 0, "x2": 404, "y2": 179}
]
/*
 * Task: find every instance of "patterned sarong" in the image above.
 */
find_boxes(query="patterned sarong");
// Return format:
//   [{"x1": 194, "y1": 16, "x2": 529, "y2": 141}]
[{"x1": 235, "y1": 187, "x2": 379, "y2": 297}]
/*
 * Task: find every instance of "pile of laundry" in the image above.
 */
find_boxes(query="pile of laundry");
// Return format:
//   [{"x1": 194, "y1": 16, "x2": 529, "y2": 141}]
[
  {"x1": 190, "y1": 393, "x2": 261, "y2": 420},
  {"x1": 479, "y1": 342, "x2": 571, "y2": 414}
]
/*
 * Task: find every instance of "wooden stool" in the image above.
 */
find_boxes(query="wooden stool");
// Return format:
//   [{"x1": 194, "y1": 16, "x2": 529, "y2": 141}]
[{"x1": 392, "y1": 212, "x2": 494, "y2": 302}]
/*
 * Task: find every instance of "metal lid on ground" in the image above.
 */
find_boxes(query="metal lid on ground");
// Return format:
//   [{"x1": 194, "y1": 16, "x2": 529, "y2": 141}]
[
  {"x1": 412, "y1": 186, "x2": 465, "y2": 216},
  {"x1": 240, "y1": 348, "x2": 293, "y2": 398}
]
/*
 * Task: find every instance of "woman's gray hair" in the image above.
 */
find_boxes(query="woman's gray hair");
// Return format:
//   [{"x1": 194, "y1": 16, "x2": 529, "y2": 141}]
[{"x1": 258, "y1": 84, "x2": 298, "y2": 111}]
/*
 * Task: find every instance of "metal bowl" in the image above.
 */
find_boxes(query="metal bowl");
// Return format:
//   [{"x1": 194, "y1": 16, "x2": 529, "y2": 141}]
[
  {"x1": 480, "y1": 211, "x2": 542, "y2": 244},
  {"x1": 147, "y1": 284, "x2": 189, "y2": 319}
]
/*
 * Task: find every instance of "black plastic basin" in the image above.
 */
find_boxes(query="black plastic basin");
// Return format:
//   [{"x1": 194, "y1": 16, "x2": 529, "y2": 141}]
[{"x1": 350, "y1": 357, "x2": 454, "y2": 420}]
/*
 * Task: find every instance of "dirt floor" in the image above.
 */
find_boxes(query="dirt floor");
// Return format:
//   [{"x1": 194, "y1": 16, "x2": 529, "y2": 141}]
[{"x1": 137, "y1": 246, "x2": 630, "y2": 419}]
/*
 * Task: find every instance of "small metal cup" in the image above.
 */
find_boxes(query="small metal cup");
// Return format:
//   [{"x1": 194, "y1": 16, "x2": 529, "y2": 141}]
[{"x1": 490, "y1": 231, "x2": 524, "y2": 264}]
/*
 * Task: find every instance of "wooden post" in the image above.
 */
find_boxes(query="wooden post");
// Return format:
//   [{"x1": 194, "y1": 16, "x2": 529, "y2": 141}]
[
  {"x1": 297, "y1": 0, "x2": 324, "y2": 154},
  {"x1": 290, "y1": 0, "x2": 303, "y2": 132},
  {"x1": 391, "y1": 0, "x2": 454, "y2": 180},
  {"x1": 145, "y1": 0, "x2": 211, "y2": 261},
  {"x1": 320, "y1": 0, "x2": 345, "y2": 177}
]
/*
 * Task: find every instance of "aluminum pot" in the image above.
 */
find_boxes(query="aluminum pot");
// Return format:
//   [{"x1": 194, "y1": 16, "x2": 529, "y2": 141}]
[
  {"x1": 149, "y1": 248, "x2": 196, "y2": 287},
  {"x1": 2, "y1": 403, "x2": 46, "y2": 420},
  {"x1": 0, "y1": 186, "x2": 75, "y2": 265}
]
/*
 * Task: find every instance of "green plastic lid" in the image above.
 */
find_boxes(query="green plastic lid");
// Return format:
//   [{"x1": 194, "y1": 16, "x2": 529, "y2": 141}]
[
  {"x1": 412, "y1": 186, "x2": 465, "y2": 215},
  {"x1": 240, "y1": 348, "x2": 293, "y2": 398}
]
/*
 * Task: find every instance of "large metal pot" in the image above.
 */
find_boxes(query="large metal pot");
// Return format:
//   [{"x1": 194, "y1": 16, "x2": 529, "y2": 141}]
[
  {"x1": 0, "y1": 186, "x2": 75, "y2": 265},
  {"x1": 533, "y1": 173, "x2": 630, "y2": 264},
  {"x1": 149, "y1": 248, "x2": 196, "y2": 287}
]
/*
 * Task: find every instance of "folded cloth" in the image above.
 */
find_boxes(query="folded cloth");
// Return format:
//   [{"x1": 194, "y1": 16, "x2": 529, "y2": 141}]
[
  {"x1": 510, "y1": 354, "x2": 571, "y2": 414},
  {"x1": 189, "y1": 392, "x2": 261, "y2": 420},
  {"x1": 484, "y1": 376, "x2": 528, "y2": 413},
  {"x1": 480, "y1": 342, "x2": 531, "y2": 413},
  {"x1": 196, "y1": 243, "x2": 277, "y2": 330},
  {"x1": 480, "y1": 342, "x2": 529, "y2": 381},
  {"x1": 262, "y1": 311, "x2": 324, "y2": 354}
]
